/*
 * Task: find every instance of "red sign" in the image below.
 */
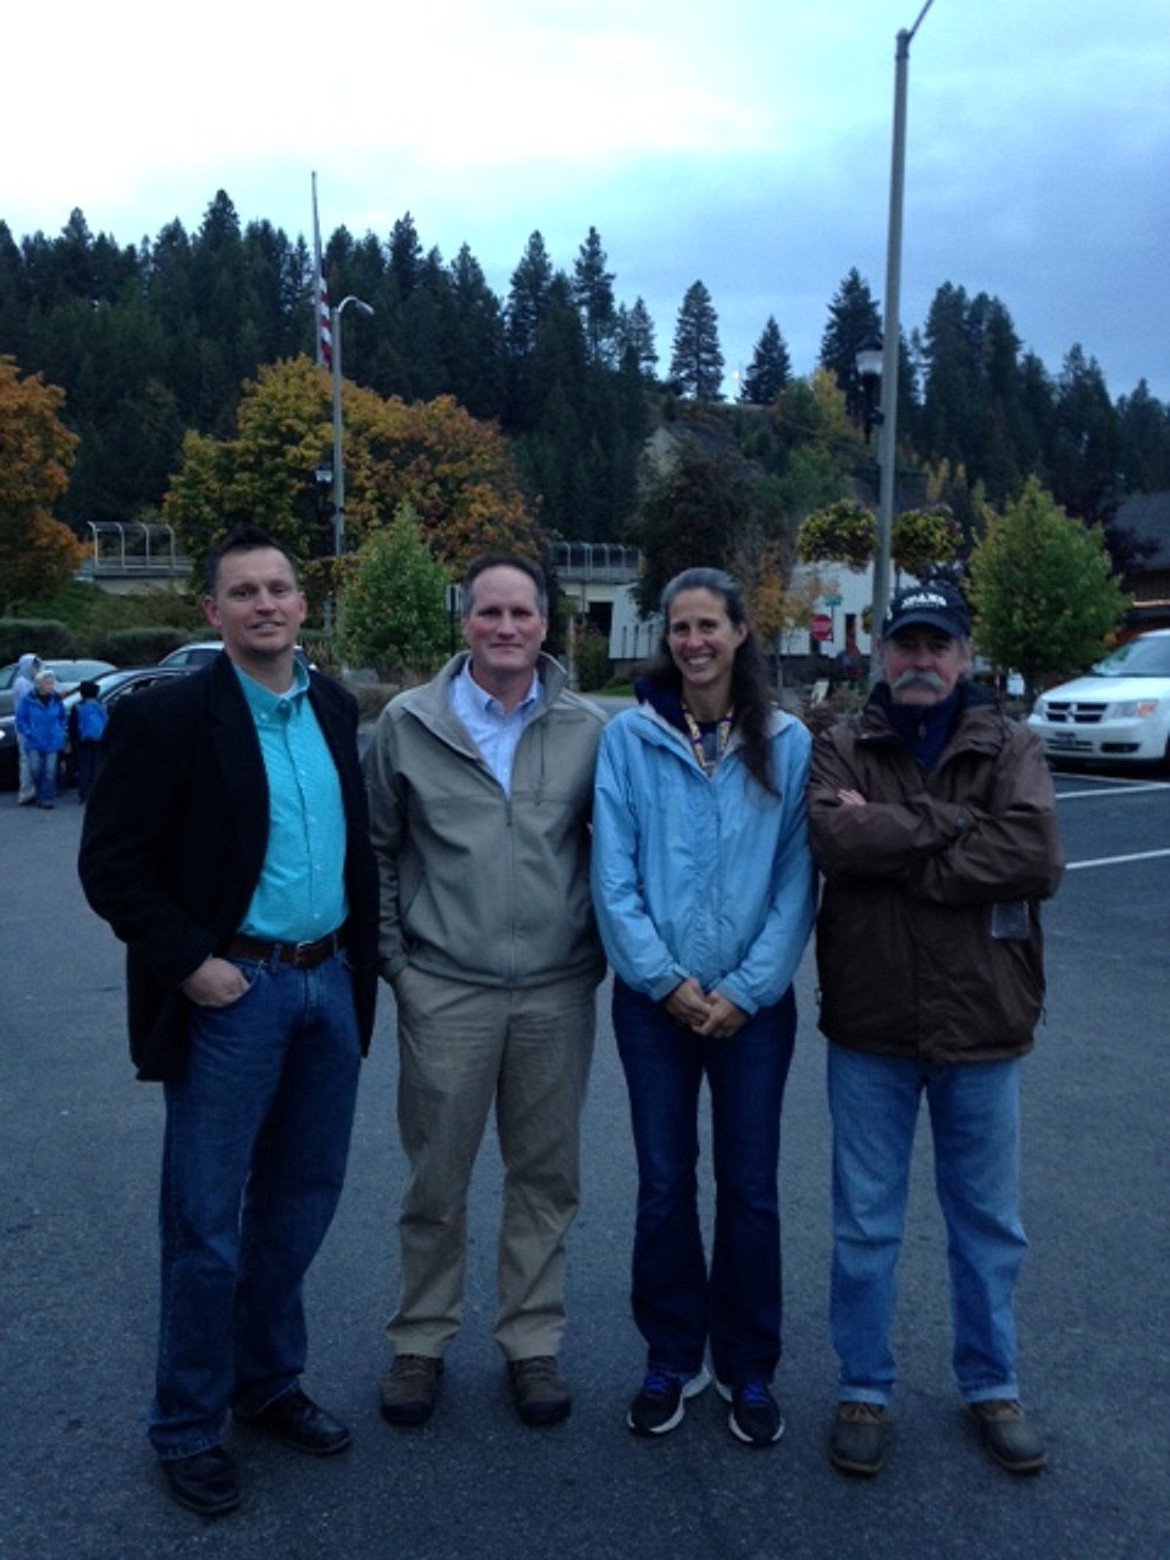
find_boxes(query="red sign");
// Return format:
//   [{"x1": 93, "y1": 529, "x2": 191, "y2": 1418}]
[{"x1": 809, "y1": 613, "x2": 833, "y2": 643}]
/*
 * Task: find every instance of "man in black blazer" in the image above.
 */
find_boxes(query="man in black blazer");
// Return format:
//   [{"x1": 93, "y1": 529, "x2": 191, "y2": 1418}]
[{"x1": 79, "y1": 525, "x2": 378, "y2": 1518}]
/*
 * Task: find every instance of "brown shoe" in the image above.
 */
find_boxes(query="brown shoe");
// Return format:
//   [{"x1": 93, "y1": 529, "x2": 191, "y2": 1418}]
[
  {"x1": 969, "y1": 1399, "x2": 1047, "y2": 1473},
  {"x1": 380, "y1": 1354, "x2": 443, "y2": 1427},
  {"x1": 508, "y1": 1356, "x2": 571, "y2": 1427},
  {"x1": 829, "y1": 1400, "x2": 891, "y2": 1476}
]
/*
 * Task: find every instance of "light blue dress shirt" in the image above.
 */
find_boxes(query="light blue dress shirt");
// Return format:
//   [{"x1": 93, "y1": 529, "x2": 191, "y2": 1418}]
[{"x1": 448, "y1": 658, "x2": 544, "y2": 795}]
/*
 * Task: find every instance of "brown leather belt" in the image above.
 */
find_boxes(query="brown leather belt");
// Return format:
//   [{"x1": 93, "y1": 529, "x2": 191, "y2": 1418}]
[{"x1": 224, "y1": 930, "x2": 343, "y2": 970}]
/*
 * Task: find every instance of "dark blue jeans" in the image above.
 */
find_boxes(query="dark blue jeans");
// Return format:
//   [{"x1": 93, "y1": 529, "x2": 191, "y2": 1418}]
[
  {"x1": 74, "y1": 741, "x2": 99, "y2": 803},
  {"x1": 613, "y1": 979, "x2": 796, "y2": 1388},
  {"x1": 150, "y1": 950, "x2": 361, "y2": 1460}
]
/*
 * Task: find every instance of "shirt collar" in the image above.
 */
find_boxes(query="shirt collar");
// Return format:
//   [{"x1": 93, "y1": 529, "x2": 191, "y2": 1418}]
[
  {"x1": 458, "y1": 658, "x2": 542, "y2": 718},
  {"x1": 232, "y1": 657, "x2": 310, "y2": 719}
]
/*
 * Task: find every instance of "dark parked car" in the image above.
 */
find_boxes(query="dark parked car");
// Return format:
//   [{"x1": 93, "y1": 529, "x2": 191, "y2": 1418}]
[{"x1": 0, "y1": 666, "x2": 192, "y2": 791}]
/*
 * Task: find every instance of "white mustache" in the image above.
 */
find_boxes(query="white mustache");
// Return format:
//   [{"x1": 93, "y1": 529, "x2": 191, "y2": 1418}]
[{"x1": 892, "y1": 669, "x2": 947, "y2": 694}]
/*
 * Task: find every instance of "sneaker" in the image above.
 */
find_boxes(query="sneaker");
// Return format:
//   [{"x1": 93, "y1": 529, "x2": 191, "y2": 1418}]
[
  {"x1": 969, "y1": 1399, "x2": 1047, "y2": 1473},
  {"x1": 508, "y1": 1356, "x2": 571, "y2": 1427},
  {"x1": 380, "y1": 1354, "x2": 443, "y2": 1427},
  {"x1": 829, "y1": 1401, "x2": 891, "y2": 1476},
  {"x1": 627, "y1": 1365, "x2": 711, "y2": 1436},
  {"x1": 716, "y1": 1380, "x2": 785, "y2": 1447}
]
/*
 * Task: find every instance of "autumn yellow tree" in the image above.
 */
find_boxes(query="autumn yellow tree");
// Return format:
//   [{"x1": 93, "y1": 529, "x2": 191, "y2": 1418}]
[
  {"x1": 163, "y1": 356, "x2": 541, "y2": 613},
  {"x1": 0, "y1": 356, "x2": 82, "y2": 608},
  {"x1": 728, "y1": 525, "x2": 836, "y2": 681}
]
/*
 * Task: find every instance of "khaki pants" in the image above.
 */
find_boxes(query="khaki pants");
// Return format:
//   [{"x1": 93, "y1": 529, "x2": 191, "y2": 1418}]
[{"x1": 388, "y1": 966, "x2": 596, "y2": 1361}]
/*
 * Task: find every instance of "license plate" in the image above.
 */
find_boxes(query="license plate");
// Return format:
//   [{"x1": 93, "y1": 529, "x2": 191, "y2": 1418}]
[{"x1": 1048, "y1": 732, "x2": 1077, "y2": 747}]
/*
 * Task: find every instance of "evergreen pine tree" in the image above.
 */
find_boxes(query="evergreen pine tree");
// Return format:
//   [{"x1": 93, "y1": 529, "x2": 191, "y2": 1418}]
[
  {"x1": 571, "y1": 226, "x2": 616, "y2": 364},
  {"x1": 670, "y1": 281, "x2": 724, "y2": 401},
  {"x1": 741, "y1": 316, "x2": 791, "y2": 404},
  {"x1": 616, "y1": 297, "x2": 658, "y2": 379},
  {"x1": 819, "y1": 268, "x2": 881, "y2": 420}
]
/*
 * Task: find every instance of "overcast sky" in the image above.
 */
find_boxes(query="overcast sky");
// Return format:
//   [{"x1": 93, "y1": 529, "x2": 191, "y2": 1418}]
[{"x1": 6, "y1": 0, "x2": 1168, "y2": 401}]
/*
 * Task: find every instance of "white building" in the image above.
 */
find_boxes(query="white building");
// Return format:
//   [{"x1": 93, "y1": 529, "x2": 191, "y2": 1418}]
[{"x1": 608, "y1": 562, "x2": 910, "y2": 670}]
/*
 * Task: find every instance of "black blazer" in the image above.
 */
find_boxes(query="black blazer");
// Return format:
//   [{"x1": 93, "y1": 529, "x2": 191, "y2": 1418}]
[{"x1": 78, "y1": 654, "x2": 379, "y2": 1080}]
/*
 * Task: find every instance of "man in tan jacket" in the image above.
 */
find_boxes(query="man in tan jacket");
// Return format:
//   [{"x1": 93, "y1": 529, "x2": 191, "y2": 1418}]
[{"x1": 363, "y1": 555, "x2": 605, "y2": 1432}]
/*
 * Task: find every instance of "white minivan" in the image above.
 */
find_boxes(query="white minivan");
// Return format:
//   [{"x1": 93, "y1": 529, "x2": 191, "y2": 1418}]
[{"x1": 1027, "y1": 630, "x2": 1170, "y2": 768}]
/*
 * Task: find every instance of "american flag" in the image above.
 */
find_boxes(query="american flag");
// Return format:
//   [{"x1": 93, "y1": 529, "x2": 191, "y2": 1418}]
[{"x1": 313, "y1": 172, "x2": 332, "y2": 370}]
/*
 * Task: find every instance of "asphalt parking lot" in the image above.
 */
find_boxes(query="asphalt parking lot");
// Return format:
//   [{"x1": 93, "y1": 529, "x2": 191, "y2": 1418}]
[{"x1": 1, "y1": 766, "x2": 1167, "y2": 1560}]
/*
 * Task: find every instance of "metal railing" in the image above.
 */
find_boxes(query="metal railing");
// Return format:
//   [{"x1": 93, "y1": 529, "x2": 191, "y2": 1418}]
[
  {"x1": 551, "y1": 542, "x2": 641, "y2": 584},
  {"x1": 82, "y1": 521, "x2": 188, "y2": 577}
]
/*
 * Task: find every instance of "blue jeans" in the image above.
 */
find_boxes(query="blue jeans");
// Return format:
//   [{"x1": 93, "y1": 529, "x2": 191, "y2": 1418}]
[
  {"x1": 26, "y1": 748, "x2": 58, "y2": 807},
  {"x1": 151, "y1": 950, "x2": 361, "y2": 1460},
  {"x1": 614, "y1": 979, "x2": 796, "y2": 1388},
  {"x1": 828, "y1": 1045, "x2": 1028, "y2": 1406}
]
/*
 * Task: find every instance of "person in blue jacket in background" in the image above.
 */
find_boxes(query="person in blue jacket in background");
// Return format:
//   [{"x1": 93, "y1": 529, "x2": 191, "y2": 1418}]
[
  {"x1": 591, "y1": 567, "x2": 815, "y2": 1449},
  {"x1": 67, "y1": 679, "x2": 109, "y2": 803},
  {"x1": 15, "y1": 667, "x2": 67, "y2": 808}
]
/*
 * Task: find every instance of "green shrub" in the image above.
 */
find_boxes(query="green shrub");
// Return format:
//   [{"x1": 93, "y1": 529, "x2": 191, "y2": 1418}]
[
  {"x1": 0, "y1": 618, "x2": 76, "y2": 662},
  {"x1": 574, "y1": 624, "x2": 613, "y2": 692}
]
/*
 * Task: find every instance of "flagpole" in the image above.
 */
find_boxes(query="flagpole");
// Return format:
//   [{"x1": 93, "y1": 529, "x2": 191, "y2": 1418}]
[{"x1": 312, "y1": 172, "x2": 331, "y2": 371}]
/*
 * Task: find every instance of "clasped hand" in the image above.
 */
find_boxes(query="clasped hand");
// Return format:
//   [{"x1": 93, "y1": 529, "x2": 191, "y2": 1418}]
[{"x1": 664, "y1": 977, "x2": 747, "y2": 1039}]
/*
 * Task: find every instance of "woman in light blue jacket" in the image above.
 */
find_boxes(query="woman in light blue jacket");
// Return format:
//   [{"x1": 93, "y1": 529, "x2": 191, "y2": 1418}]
[{"x1": 592, "y1": 568, "x2": 815, "y2": 1448}]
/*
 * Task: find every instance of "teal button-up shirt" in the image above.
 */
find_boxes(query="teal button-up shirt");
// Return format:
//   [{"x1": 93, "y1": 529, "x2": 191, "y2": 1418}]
[{"x1": 235, "y1": 662, "x2": 347, "y2": 942}]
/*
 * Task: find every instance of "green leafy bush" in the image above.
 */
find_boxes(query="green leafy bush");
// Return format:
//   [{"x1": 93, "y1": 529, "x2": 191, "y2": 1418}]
[
  {"x1": 0, "y1": 618, "x2": 76, "y2": 662},
  {"x1": 574, "y1": 623, "x2": 613, "y2": 692}
]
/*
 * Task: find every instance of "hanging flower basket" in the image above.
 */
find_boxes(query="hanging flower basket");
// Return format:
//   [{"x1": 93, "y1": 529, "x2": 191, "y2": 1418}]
[{"x1": 797, "y1": 501, "x2": 877, "y2": 571}]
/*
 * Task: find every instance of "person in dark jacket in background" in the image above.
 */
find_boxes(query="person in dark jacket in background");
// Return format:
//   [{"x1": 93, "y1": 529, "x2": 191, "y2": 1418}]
[
  {"x1": 807, "y1": 584, "x2": 1063, "y2": 1480},
  {"x1": 78, "y1": 525, "x2": 378, "y2": 1519},
  {"x1": 67, "y1": 679, "x2": 108, "y2": 803}
]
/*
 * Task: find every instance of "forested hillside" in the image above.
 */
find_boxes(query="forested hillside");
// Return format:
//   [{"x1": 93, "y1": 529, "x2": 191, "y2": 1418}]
[{"x1": 1, "y1": 192, "x2": 1167, "y2": 556}]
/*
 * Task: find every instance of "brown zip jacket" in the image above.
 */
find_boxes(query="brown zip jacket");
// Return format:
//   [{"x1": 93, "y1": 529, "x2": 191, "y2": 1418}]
[{"x1": 808, "y1": 683, "x2": 1063, "y2": 1065}]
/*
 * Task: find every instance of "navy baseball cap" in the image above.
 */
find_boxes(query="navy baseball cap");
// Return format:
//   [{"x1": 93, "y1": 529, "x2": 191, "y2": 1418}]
[{"x1": 881, "y1": 584, "x2": 971, "y2": 640}]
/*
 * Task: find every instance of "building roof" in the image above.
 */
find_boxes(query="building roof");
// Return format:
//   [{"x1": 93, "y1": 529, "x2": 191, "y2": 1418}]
[{"x1": 1113, "y1": 490, "x2": 1170, "y2": 568}]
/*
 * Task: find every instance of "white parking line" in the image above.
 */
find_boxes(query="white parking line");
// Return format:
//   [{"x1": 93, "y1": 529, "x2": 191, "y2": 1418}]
[
  {"x1": 1065, "y1": 848, "x2": 1170, "y2": 871},
  {"x1": 1056, "y1": 782, "x2": 1170, "y2": 800}
]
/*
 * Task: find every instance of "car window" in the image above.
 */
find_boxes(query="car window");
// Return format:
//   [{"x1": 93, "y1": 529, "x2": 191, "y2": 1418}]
[{"x1": 1091, "y1": 638, "x2": 1170, "y2": 678}]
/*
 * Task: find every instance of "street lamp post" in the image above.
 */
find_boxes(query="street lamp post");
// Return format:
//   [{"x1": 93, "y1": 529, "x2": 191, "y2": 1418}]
[
  {"x1": 855, "y1": 332, "x2": 884, "y2": 444},
  {"x1": 330, "y1": 294, "x2": 375, "y2": 562},
  {"x1": 872, "y1": 0, "x2": 936, "y2": 672}
]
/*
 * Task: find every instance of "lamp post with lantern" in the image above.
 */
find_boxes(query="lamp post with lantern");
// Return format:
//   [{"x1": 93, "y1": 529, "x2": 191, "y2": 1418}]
[
  {"x1": 868, "y1": 0, "x2": 936, "y2": 673},
  {"x1": 329, "y1": 294, "x2": 375, "y2": 563}
]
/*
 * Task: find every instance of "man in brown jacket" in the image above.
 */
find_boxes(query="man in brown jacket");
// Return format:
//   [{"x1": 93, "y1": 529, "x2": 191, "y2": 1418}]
[{"x1": 807, "y1": 584, "x2": 1063, "y2": 1480}]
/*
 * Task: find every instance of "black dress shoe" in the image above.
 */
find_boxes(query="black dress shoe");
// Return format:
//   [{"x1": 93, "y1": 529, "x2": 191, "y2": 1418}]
[
  {"x1": 161, "y1": 1447, "x2": 240, "y2": 1517},
  {"x1": 237, "y1": 1387, "x2": 351, "y2": 1455}
]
